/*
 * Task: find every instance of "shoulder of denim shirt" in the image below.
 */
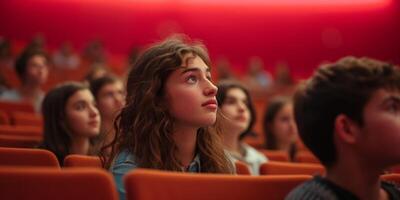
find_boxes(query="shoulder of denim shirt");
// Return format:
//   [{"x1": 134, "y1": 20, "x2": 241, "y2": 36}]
[{"x1": 111, "y1": 149, "x2": 138, "y2": 169}]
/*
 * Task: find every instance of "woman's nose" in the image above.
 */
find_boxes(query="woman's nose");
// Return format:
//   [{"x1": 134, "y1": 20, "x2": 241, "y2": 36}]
[
  {"x1": 204, "y1": 81, "x2": 218, "y2": 96},
  {"x1": 89, "y1": 105, "x2": 99, "y2": 117}
]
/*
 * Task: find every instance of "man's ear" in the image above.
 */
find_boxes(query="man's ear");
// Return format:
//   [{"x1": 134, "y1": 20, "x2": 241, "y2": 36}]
[{"x1": 334, "y1": 114, "x2": 360, "y2": 144}]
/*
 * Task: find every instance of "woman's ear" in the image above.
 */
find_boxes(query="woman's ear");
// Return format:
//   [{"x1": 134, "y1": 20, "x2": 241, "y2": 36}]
[{"x1": 334, "y1": 114, "x2": 360, "y2": 144}]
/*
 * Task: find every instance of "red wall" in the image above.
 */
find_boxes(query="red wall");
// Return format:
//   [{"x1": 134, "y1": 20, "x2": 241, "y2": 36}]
[{"x1": 1, "y1": 0, "x2": 399, "y2": 78}]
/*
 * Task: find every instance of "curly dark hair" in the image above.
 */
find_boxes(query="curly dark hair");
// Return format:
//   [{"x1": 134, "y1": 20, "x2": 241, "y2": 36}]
[{"x1": 101, "y1": 36, "x2": 233, "y2": 173}]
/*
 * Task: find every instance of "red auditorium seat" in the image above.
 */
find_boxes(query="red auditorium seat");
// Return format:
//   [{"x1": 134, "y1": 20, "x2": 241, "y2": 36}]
[
  {"x1": 0, "y1": 101, "x2": 35, "y2": 115},
  {"x1": 0, "y1": 110, "x2": 9, "y2": 125},
  {"x1": 10, "y1": 111, "x2": 43, "y2": 127},
  {"x1": 294, "y1": 151, "x2": 320, "y2": 164},
  {"x1": 0, "y1": 167, "x2": 118, "y2": 200},
  {"x1": 0, "y1": 134, "x2": 42, "y2": 148},
  {"x1": 0, "y1": 125, "x2": 42, "y2": 137},
  {"x1": 124, "y1": 169, "x2": 311, "y2": 200},
  {"x1": 64, "y1": 154, "x2": 102, "y2": 168},
  {"x1": 259, "y1": 150, "x2": 290, "y2": 162},
  {"x1": 235, "y1": 161, "x2": 251, "y2": 175},
  {"x1": 259, "y1": 161, "x2": 325, "y2": 176},
  {"x1": 0, "y1": 147, "x2": 59, "y2": 167}
]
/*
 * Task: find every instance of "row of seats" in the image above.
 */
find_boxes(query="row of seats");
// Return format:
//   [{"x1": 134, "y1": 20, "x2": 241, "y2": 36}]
[
  {"x1": 0, "y1": 147, "x2": 315, "y2": 200},
  {"x1": 259, "y1": 149, "x2": 319, "y2": 163},
  {"x1": 0, "y1": 101, "x2": 35, "y2": 115},
  {"x1": 0, "y1": 101, "x2": 43, "y2": 127},
  {"x1": 1, "y1": 166, "x2": 395, "y2": 200},
  {"x1": 0, "y1": 167, "x2": 118, "y2": 200},
  {"x1": 0, "y1": 147, "x2": 326, "y2": 176},
  {"x1": 0, "y1": 125, "x2": 42, "y2": 148},
  {"x1": 0, "y1": 167, "x2": 313, "y2": 200},
  {"x1": 1, "y1": 147, "x2": 399, "y2": 200},
  {"x1": 0, "y1": 125, "x2": 319, "y2": 163},
  {"x1": 0, "y1": 110, "x2": 43, "y2": 127},
  {"x1": 0, "y1": 116, "x2": 320, "y2": 165},
  {"x1": 2, "y1": 127, "x2": 397, "y2": 174},
  {"x1": 0, "y1": 101, "x2": 43, "y2": 149}
]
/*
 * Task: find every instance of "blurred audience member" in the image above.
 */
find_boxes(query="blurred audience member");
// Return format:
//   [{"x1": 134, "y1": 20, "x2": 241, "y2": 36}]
[
  {"x1": 90, "y1": 75, "x2": 125, "y2": 154},
  {"x1": 263, "y1": 96, "x2": 298, "y2": 161},
  {"x1": 0, "y1": 48, "x2": 49, "y2": 112},
  {"x1": 216, "y1": 57, "x2": 236, "y2": 81},
  {"x1": 84, "y1": 64, "x2": 109, "y2": 83},
  {"x1": 0, "y1": 37, "x2": 14, "y2": 68},
  {"x1": 217, "y1": 81, "x2": 268, "y2": 175},
  {"x1": 39, "y1": 82, "x2": 100, "y2": 165},
  {"x1": 274, "y1": 61, "x2": 294, "y2": 86},
  {"x1": 83, "y1": 40, "x2": 107, "y2": 65},
  {"x1": 53, "y1": 42, "x2": 80, "y2": 69},
  {"x1": 243, "y1": 56, "x2": 273, "y2": 96},
  {"x1": 26, "y1": 33, "x2": 46, "y2": 52}
]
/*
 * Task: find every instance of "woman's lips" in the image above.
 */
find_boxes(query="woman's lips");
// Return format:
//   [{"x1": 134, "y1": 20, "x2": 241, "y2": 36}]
[
  {"x1": 88, "y1": 121, "x2": 99, "y2": 127},
  {"x1": 235, "y1": 116, "x2": 247, "y2": 122},
  {"x1": 202, "y1": 99, "x2": 218, "y2": 110}
]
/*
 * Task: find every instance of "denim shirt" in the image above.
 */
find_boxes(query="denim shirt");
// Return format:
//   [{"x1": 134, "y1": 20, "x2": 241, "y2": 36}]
[{"x1": 111, "y1": 149, "x2": 201, "y2": 200}]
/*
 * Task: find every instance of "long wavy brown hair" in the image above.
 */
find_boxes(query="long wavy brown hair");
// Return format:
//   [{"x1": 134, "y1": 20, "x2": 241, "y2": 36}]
[{"x1": 101, "y1": 36, "x2": 234, "y2": 173}]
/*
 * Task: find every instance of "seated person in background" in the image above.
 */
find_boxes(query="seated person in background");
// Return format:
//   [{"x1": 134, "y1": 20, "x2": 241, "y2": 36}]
[
  {"x1": 103, "y1": 36, "x2": 234, "y2": 200},
  {"x1": 243, "y1": 56, "x2": 274, "y2": 97},
  {"x1": 53, "y1": 42, "x2": 80, "y2": 69},
  {"x1": 217, "y1": 81, "x2": 268, "y2": 175},
  {"x1": 0, "y1": 73, "x2": 10, "y2": 94},
  {"x1": 0, "y1": 37, "x2": 14, "y2": 69},
  {"x1": 274, "y1": 61, "x2": 295, "y2": 87},
  {"x1": 263, "y1": 96, "x2": 298, "y2": 161},
  {"x1": 90, "y1": 75, "x2": 125, "y2": 154},
  {"x1": 82, "y1": 40, "x2": 107, "y2": 66},
  {"x1": 0, "y1": 48, "x2": 49, "y2": 112},
  {"x1": 25, "y1": 33, "x2": 46, "y2": 52},
  {"x1": 216, "y1": 57, "x2": 236, "y2": 81},
  {"x1": 286, "y1": 57, "x2": 400, "y2": 200},
  {"x1": 83, "y1": 64, "x2": 109, "y2": 83},
  {"x1": 39, "y1": 82, "x2": 100, "y2": 165}
]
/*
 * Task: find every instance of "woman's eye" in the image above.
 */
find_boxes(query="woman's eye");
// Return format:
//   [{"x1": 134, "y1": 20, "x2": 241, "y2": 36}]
[
  {"x1": 280, "y1": 116, "x2": 290, "y2": 123},
  {"x1": 225, "y1": 98, "x2": 236, "y2": 105},
  {"x1": 186, "y1": 76, "x2": 197, "y2": 84},
  {"x1": 75, "y1": 103, "x2": 85, "y2": 110}
]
